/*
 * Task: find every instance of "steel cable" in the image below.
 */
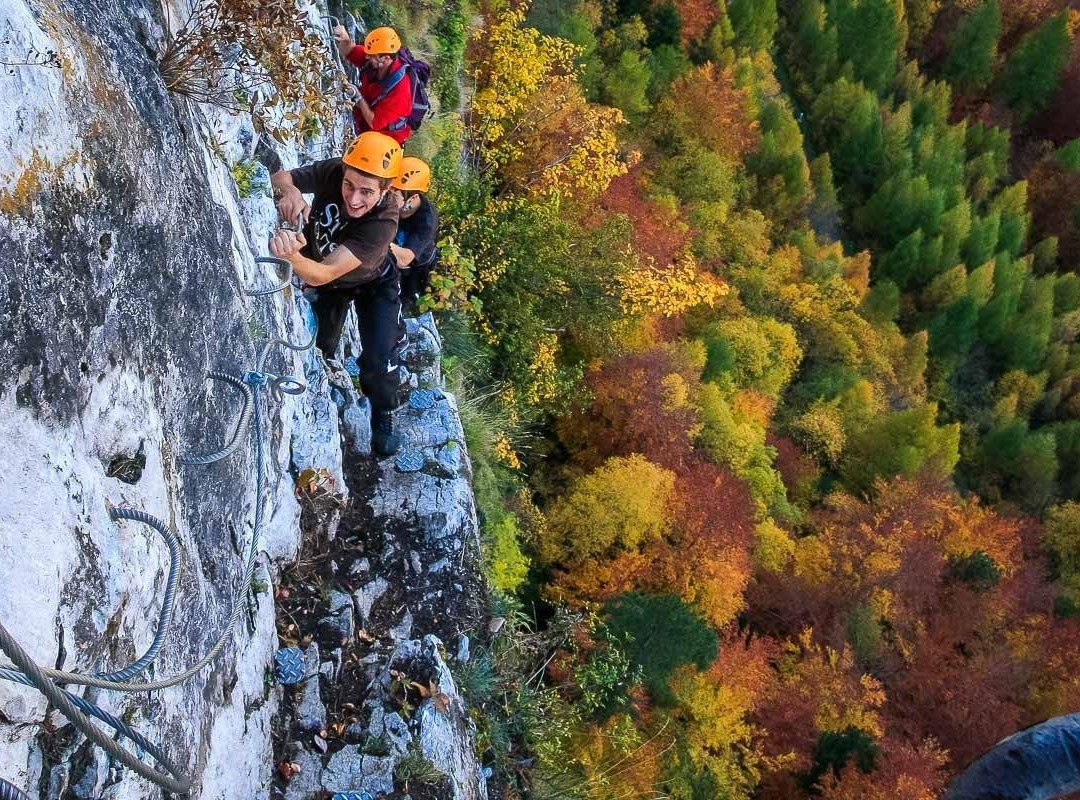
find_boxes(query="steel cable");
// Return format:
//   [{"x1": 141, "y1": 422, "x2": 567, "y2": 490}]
[
  {"x1": 0, "y1": 324, "x2": 316, "y2": 694},
  {"x1": 0, "y1": 620, "x2": 189, "y2": 794},
  {"x1": 0, "y1": 278, "x2": 316, "y2": 792},
  {"x1": 0, "y1": 667, "x2": 182, "y2": 767},
  {"x1": 178, "y1": 371, "x2": 254, "y2": 466},
  {"x1": 93, "y1": 506, "x2": 181, "y2": 683},
  {"x1": 245, "y1": 256, "x2": 293, "y2": 297}
]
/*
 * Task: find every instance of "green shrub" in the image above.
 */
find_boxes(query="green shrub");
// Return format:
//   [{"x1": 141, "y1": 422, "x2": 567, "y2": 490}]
[
  {"x1": 573, "y1": 631, "x2": 640, "y2": 720},
  {"x1": 431, "y1": 0, "x2": 468, "y2": 110},
  {"x1": 946, "y1": 550, "x2": 1002, "y2": 593},
  {"x1": 230, "y1": 159, "x2": 263, "y2": 198},
  {"x1": 846, "y1": 603, "x2": 885, "y2": 669},
  {"x1": 485, "y1": 512, "x2": 530, "y2": 594},
  {"x1": 604, "y1": 593, "x2": 718, "y2": 706},
  {"x1": 803, "y1": 726, "x2": 878, "y2": 790},
  {"x1": 394, "y1": 743, "x2": 446, "y2": 787}
]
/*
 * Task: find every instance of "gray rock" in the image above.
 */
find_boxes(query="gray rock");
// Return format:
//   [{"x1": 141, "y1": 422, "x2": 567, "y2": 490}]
[
  {"x1": 295, "y1": 643, "x2": 326, "y2": 735},
  {"x1": 321, "y1": 747, "x2": 396, "y2": 797},
  {"x1": 282, "y1": 746, "x2": 325, "y2": 800},
  {"x1": 0, "y1": 4, "x2": 354, "y2": 793},
  {"x1": 319, "y1": 660, "x2": 336, "y2": 683},
  {"x1": 376, "y1": 637, "x2": 488, "y2": 800},
  {"x1": 69, "y1": 748, "x2": 101, "y2": 799},
  {"x1": 46, "y1": 764, "x2": 67, "y2": 799},
  {"x1": 456, "y1": 635, "x2": 470, "y2": 664},
  {"x1": 370, "y1": 393, "x2": 479, "y2": 547},
  {"x1": 435, "y1": 442, "x2": 463, "y2": 476},
  {"x1": 402, "y1": 314, "x2": 444, "y2": 385},
  {"x1": 330, "y1": 647, "x2": 344, "y2": 680},
  {"x1": 321, "y1": 746, "x2": 362, "y2": 789},
  {"x1": 350, "y1": 557, "x2": 371, "y2": 577},
  {"x1": 342, "y1": 395, "x2": 373, "y2": 457},
  {"x1": 384, "y1": 709, "x2": 413, "y2": 754},
  {"x1": 390, "y1": 610, "x2": 414, "y2": 643},
  {"x1": 326, "y1": 359, "x2": 373, "y2": 458},
  {"x1": 319, "y1": 590, "x2": 356, "y2": 646},
  {"x1": 291, "y1": 346, "x2": 347, "y2": 488},
  {"x1": 353, "y1": 577, "x2": 389, "y2": 624},
  {"x1": 325, "y1": 508, "x2": 344, "y2": 543},
  {"x1": 0, "y1": 19, "x2": 485, "y2": 794},
  {"x1": 363, "y1": 702, "x2": 412, "y2": 757}
]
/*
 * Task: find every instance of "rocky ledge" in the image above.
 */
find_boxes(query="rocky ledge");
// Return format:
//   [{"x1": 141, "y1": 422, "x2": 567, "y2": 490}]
[{"x1": 269, "y1": 316, "x2": 488, "y2": 800}]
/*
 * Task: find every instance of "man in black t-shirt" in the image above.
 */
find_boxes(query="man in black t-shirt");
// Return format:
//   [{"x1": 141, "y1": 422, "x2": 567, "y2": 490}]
[
  {"x1": 389, "y1": 157, "x2": 439, "y2": 312},
  {"x1": 269, "y1": 131, "x2": 405, "y2": 457}
]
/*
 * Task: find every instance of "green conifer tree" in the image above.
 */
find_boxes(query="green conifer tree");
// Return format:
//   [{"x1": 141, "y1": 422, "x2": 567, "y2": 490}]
[
  {"x1": 729, "y1": 0, "x2": 777, "y2": 52},
  {"x1": 1001, "y1": 11, "x2": 1073, "y2": 122},
  {"x1": 830, "y1": 0, "x2": 907, "y2": 94},
  {"x1": 944, "y1": 0, "x2": 1001, "y2": 93}
]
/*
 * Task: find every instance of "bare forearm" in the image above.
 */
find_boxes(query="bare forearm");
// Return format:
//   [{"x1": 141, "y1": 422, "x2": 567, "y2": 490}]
[
  {"x1": 288, "y1": 253, "x2": 340, "y2": 286},
  {"x1": 271, "y1": 169, "x2": 296, "y2": 195},
  {"x1": 290, "y1": 253, "x2": 379, "y2": 286}
]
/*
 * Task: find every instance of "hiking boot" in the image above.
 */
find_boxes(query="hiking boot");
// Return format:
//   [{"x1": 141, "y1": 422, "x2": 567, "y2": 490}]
[{"x1": 371, "y1": 410, "x2": 401, "y2": 457}]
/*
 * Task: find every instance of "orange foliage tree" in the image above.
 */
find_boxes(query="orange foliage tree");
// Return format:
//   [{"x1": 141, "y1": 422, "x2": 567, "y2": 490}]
[
  {"x1": 665, "y1": 634, "x2": 778, "y2": 797},
  {"x1": 672, "y1": 0, "x2": 723, "y2": 45},
  {"x1": 1027, "y1": 157, "x2": 1080, "y2": 265},
  {"x1": 818, "y1": 737, "x2": 949, "y2": 800},
  {"x1": 746, "y1": 475, "x2": 1080, "y2": 775},
  {"x1": 598, "y1": 162, "x2": 694, "y2": 267},
  {"x1": 754, "y1": 628, "x2": 887, "y2": 797},
  {"x1": 558, "y1": 343, "x2": 707, "y2": 472},
  {"x1": 466, "y1": 7, "x2": 627, "y2": 199},
  {"x1": 653, "y1": 62, "x2": 760, "y2": 162},
  {"x1": 550, "y1": 460, "x2": 756, "y2": 628}
]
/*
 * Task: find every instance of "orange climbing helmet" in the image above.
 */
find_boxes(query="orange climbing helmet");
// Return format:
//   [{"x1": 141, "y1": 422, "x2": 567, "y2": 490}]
[
  {"x1": 342, "y1": 131, "x2": 403, "y2": 179},
  {"x1": 392, "y1": 157, "x2": 431, "y2": 192},
  {"x1": 364, "y1": 26, "x2": 401, "y2": 55}
]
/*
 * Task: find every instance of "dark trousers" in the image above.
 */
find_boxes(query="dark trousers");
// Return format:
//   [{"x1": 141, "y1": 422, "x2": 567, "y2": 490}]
[
  {"x1": 398, "y1": 256, "x2": 436, "y2": 313},
  {"x1": 306, "y1": 269, "x2": 403, "y2": 414}
]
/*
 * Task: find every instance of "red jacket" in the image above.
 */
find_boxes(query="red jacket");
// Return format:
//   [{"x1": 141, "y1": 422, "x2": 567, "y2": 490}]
[{"x1": 346, "y1": 45, "x2": 413, "y2": 145}]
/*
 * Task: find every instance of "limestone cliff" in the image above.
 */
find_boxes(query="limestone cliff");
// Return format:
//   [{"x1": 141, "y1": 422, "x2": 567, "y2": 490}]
[{"x1": 0, "y1": 1, "x2": 486, "y2": 797}]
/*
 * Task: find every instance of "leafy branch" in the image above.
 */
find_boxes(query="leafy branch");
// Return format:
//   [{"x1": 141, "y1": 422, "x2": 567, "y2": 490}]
[{"x1": 157, "y1": 0, "x2": 351, "y2": 144}]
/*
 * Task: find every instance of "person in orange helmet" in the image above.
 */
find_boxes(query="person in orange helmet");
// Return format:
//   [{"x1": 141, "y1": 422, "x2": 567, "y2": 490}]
[
  {"x1": 333, "y1": 25, "x2": 414, "y2": 145},
  {"x1": 389, "y1": 157, "x2": 439, "y2": 312},
  {"x1": 269, "y1": 131, "x2": 406, "y2": 456}
]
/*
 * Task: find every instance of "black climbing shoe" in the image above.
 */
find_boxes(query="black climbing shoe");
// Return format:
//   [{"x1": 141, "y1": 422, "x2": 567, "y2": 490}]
[{"x1": 371, "y1": 410, "x2": 401, "y2": 458}]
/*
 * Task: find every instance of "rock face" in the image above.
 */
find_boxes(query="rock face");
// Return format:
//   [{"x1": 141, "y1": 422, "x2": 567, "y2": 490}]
[{"x1": 0, "y1": 1, "x2": 487, "y2": 799}]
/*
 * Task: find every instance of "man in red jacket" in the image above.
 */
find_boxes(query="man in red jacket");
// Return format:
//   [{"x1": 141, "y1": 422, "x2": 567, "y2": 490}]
[{"x1": 333, "y1": 25, "x2": 413, "y2": 145}]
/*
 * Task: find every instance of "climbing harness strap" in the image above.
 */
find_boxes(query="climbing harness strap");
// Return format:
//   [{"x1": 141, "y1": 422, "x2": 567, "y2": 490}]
[
  {"x1": 368, "y1": 65, "x2": 411, "y2": 132},
  {"x1": 370, "y1": 64, "x2": 408, "y2": 107}
]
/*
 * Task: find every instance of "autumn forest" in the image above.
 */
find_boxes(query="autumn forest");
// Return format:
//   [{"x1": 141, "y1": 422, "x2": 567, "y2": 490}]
[{"x1": 416, "y1": 0, "x2": 1080, "y2": 796}]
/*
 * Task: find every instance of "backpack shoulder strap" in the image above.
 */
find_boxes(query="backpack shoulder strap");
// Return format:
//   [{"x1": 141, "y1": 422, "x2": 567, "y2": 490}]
[{"x1": 370, "y1": 65, "x2": 409, "y2": 107}]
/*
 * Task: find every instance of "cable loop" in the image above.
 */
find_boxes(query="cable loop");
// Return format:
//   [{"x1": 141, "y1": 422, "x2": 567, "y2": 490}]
[{"x1": 245, "y1": 256, "x2": 293, "y2": 297}]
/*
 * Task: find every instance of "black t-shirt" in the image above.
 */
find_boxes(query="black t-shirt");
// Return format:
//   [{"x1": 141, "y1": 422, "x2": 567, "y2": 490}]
[
  {"x1": 289, "y1": 158, "x2": 399, "y2": 287},
  {"x1": 395, "y1": 196, "x2": 439, "y2": 268}
]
